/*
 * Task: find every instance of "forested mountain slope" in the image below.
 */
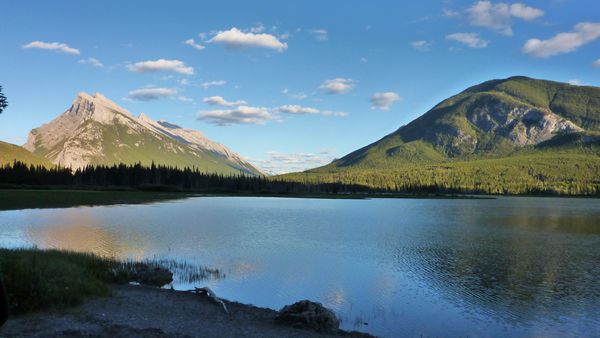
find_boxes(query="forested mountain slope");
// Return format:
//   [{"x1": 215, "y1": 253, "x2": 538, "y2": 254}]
[{"x1": 281, "y1": 77, "x2": 600, "y2": 195}]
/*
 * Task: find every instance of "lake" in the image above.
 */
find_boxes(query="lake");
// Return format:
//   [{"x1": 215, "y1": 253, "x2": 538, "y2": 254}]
[{"x1": 1, "y1": 196, "x2": 599, "y2": 337}]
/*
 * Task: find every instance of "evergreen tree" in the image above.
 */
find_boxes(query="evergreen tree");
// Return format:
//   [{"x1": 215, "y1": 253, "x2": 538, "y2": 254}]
[{"x1": 0, "y1": 86, "x2": 7, "y2": 114}]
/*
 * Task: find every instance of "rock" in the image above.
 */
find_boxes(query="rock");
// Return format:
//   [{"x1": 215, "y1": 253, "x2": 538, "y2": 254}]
[
  {"x1": 467, "y1": 102, "x2": 582, "y2": 147},
  {"x1": 274, "y1": 300, "x2": 339, "y2": 333},
  {"x1": 133, "y1": 264, "x2": 173, "y2": 287}
]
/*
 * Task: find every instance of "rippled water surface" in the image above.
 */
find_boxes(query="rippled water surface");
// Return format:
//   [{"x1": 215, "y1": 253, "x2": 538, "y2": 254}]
[{"x1": 1, "y1": 196, "x2": 600, "y2": 337}]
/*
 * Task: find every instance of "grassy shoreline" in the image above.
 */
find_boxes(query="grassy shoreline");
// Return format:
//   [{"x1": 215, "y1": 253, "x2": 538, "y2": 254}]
[
  {"x1": 0, "y1": 248, "x2": 372, "y2": 337},
  {"x1": 0, "y1": 248, "x2": 136, "y2": 315},
  {"x1": 0, "y1": 247, "x2": 231, "y2": 316},
  {"x1": 3, "y1": 187, "x2": 600, "y2": 212}
]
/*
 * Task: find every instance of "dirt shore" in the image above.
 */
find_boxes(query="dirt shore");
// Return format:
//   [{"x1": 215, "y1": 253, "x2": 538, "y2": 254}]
[{"x1": 0, "y1": 284, "x2": 373, "y2": 337}]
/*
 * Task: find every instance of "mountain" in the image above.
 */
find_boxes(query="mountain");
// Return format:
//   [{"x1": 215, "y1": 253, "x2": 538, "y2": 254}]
[
  {"x1": 326, "y1": 76, "x2": 600, "y2": 169},
  {"x1": 24, "y1": 92, "x2": 263, "y2": 175},
  {"x1": 283, "y1": 77, "x2": 600, "y2": 195},
  {"x1": 0, "y1": 141, "x2": 52, "y2": 167}
]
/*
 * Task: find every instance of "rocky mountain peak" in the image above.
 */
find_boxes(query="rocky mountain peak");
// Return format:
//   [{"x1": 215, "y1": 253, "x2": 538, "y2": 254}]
[
  {"x1": 23, "y1": 92, "x2": 263, "y2": 175},
  {"x1": 68, "y1": 92, "x2": 134, "y2": 124},
  {"x1": 76, "y1": 91, "x2": 94, "y2": 101},
  {"x1": 138, "y1": 112, "x2": 153, "y2": 123}
]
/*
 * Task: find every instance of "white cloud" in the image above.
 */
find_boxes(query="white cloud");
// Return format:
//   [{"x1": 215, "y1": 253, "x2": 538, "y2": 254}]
[
  {"x1": 128, "y1": 59, "x2": 194, "y2": 75},
  {"x1": 411, "y1": 40, "x2": 433, "y2": 51},
  {"x1": 277, "y1": 105, "x2": 320, "y2": 115},
  {"x1": 509, "y1": 3, "x2": 544, "y2": 20},
  {"x1": 127, "y1": 87, "x2": 177, "y2": 101},
  {"x1": 254, "y1": 150, "x2": 338, "y2": 175},
  {"x1": 322, "y1": 110, "x2": 348, "y2": 117},
  {"x1": 466, "y1": 1, "x2": 543, "y2": 35},
  {"x1": 198, "y1": 100, "x2": 346, "y2": 125},
  {"x1": 309, "y1": 29, "x2": 328, "y2": 41},
  {"x1": 208, "y1": 27, "x2": 288, "y2": 52},
  {"x1": 360, "y1": 57, "x2": 368, "y2": 63},
  {"x1": 200, "y1": 80, "x2": 227, "y2": 89},
  {"x1": 78, "y1": 58, "x2": 103, "y2": 67},
  {"x1": 250, "y1": 23, "x2": 266, "y2": 33},
  {"x1": 567, "y1": 79, "x2": 584, "y2": 86},
  {"x1": 467, "y1": 1, "x2": 512, "y2": 34},
  {"x1": 523, "y1": 22, "x2": 600, "y2": 58},
  {"x1": 446, "y1": 32, "x2": 489, "y2": 48},
  {"x1": 185, "y1": 38, "x2": 205, "y2": 50},
  {"x1": 370, "y1": 92, "x2": 402, "y2": 110},
  {"x1": 282, "y1": 88, "x2": 308, "y2": 100},
  {"x1": 319, "y1": 78, "x2": 355, "y2": 94},
  {"x1": 198, "y1": 106, "x2": 275, "y2": 126},
  {"x1": 594, "y1": 59, "x2": 600, "y2": 68},
  {"x1": 203, "y1": 96, "x2": 247, "y2": 107},
  {"x1": 177, "y1": 96, "x2": 194, "y2": 102},
  {"x1": 276, "y1": 105, "x2": 348, "y2": 117},
  {"x1": 22, "y1": 41, "x2": 80, "y2": 55},
  {"x1": 443, "y1": 8, "x2": 461, "y2": 18}
]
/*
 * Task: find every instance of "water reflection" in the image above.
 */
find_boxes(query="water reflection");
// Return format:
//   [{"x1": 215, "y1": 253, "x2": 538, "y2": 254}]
[
  {"x1": 24, "y1": 207, "x2": 150, "y2": 259},
  {"x1": 394, "y1": 206, "x2": 600, "y2": 335},
  {"x1": 493, "y1": 213, "x2": 600, "y2": 234},
  {"x1": 1, "y1": 197, "x2": 599, "y2": 337},
  {"x1": 149, "y1": 258, "x2": 224, "y2": 285},
  {"x1": 227, "y1": 261, "x2": 260, "y2": 282}
]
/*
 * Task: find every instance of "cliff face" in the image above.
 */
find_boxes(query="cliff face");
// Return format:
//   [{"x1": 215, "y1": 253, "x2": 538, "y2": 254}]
[{"x1": 466, "y1": 104, "x2": 581, "y2": 146}]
